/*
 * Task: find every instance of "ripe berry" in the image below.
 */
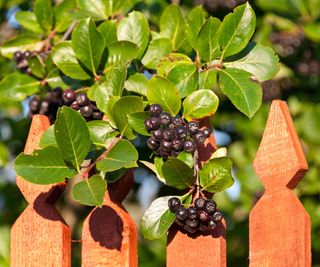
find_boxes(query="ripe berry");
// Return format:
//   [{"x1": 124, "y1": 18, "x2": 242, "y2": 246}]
[
  {"x1": 172, "y1": 139, "x2": 184, "y2": 151},
  {"x1": 184, "y1": 225, "x2": 196, "y2": 234},
  {"x1": 187, "y1": 207, "x2": 198, "y2": 220},
  {"x1": 159, "y1": 150, "x2": 171, "y2": 158},
  {"x1": 163, "y1": 128, "x2": 177, "y2": 141},
  {"x1": 199, "y1": 223, "x2": 209, "y2": 232},
  {"x1": 204, "y1": 199, "x2": 217, "y2": 215},
  {"x1": 212, "y1": 210, "x2": 223, "y2": 222},
  {"x1": 187, "y1": 121, "x2": 199, "y2": 134},
  {"x1": 173, "y1": 116, "x2": 184, "y2": 127},
  {"x1": 62, "y1": 89, "x2": 76, "y2": 105},
  {"x1": 160, "y1": 140, "x2": 172, "y2": 152},
  {"x1": 168, "y1": 197, "x2": 181, "y2": 212},
  {"x1": 203, "y1": 127, "x2": 212, "y2": 138},
  {"x1": 76, "y1": 93, "x2": 90, "y2": 106},
  {"x1": 176, "y1": 207, "x2": 188, "y2": 221},
  {"x1": 28, "y1": 97, "x2": 41, "y2": 113},
  {"x1": 23, "y1": 50, "x2": 32, "y2": 58},
  {"x1": 92, "y1": 112, "x2": 103, "y2": 120},
  {"x1": 198, "y1": 210, "x2": 210, "y2": 222},
  {"x1": 70, "y1": 101, "x2": 79, "y2": 110},
  {"x1": 193, "y1": 131, "x2": 206, "y2": 144},
  {"x1": 149, "y1": 104, "x2": 162, "y2": 117},
  {"x1": 186, "y1": 218, "x2": 199, "y2": 228},
  {"x1": 175, "y1": 218, "x2": 185, "y2": 227},
  {"x1": 151, "y1": 128, "x2": 163, "y2": 141},
  {"x1": 208, "y1": 220, "x2": 217, "y2": 230},
  {"x1": 147, "y1": 138, "x2": 159, "y2": 150},
  {"x1": 184, "y1": 140, "x2": 196, "y2": 153},
  {"x1": 194, "y1": 197, "x2": 206, "y2": 209},
  {"x1": 39, "y1": 100, "x2": 50, "y2": 114},
  {"x1": 149, "y1": 117, "x2": 161, "y2": 130},
  {"x1": 14, "y1": 51, "x2": 23, "y2": 62},
  {"x1": 159, "y1": 112, "x2": 172, "y2": 125},
  {"x1": 176, "y1": 126, "x2": 187, "y2": 139},
  {"x1": 80, "y1": 105, "x2": 93, "y2": 118}
]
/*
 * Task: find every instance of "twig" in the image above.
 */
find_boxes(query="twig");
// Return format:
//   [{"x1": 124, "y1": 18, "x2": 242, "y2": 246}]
[{"x1": 61, "y1": 21, "x2": 78, "y2": 42}]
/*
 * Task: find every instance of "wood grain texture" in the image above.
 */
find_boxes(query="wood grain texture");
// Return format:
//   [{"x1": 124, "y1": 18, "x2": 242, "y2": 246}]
[
  {"x1": 249, "y1": 100, "x2": 311, "y2": 267},
  {"x1": 11, "y1": 115, "x2": 71, "y2": 267},
  {"x1": 167, "y1": 118, "x2": 227, "y2": 267},
  {"x1": 82, "y1": 169, "x2": 138, "y2": 267}
]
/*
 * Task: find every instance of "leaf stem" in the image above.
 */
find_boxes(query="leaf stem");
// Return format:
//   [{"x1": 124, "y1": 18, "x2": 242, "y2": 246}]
[{"x1": 61, "y1": 21, "x2": 78, "y2": 42}]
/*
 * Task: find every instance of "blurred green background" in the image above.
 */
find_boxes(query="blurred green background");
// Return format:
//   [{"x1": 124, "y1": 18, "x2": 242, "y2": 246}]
[{"x1": 0, "y1": 0, "x2": 320, "y2": 266}]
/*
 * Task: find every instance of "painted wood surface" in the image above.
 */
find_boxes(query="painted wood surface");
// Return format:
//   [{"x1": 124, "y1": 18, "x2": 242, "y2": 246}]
[
  {"x1": 10, "y1": 115, "x2": 71, "y2": 267},
  {"x1": 249, "y1": 100, "x2": 311, "y2": 267},
  {"x1": 167, "y1": 119, "x2": 227, "y2": 267},
  {"x1": 81, "y1": 169, "x2": 138, "y2": 267}
]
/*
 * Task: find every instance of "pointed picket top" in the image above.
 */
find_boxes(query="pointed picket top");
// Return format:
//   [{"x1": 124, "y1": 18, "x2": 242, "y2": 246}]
[{"x1": 253, "y1": 100, "x2": 308, "y2": 190}]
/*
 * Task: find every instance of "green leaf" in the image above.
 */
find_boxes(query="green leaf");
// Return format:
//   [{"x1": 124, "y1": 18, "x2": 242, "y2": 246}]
[
  {"x1": 142, "y1": 38, "x2": 172, "y2": 69},
  {"x1": 39, "y1": 126, "x2": 57, "y2": 148},
  {"x1": 0, "y1": 73, "x2": 40, "y2": 101},
  {"x1": 105, "y1": 96, "x2": 120, "y2": 128},
  {"x1": 14, "y1": 146, "x2": 76, "y2": 185},
  {"x1": 197, "y1": 17, "x2": 221, "y2": 62},
  {"x1": 124, "y1": 73, "x2": 148, "y2": 97},
  {"x1": 186, "y1": 5, "x2": 208, "y2": 50},
  {"x1": 147, "y1": 76, "x2": 181, "y2": 116},
  {"x1": 160, "y1": 5, "x2": 186, "y2": 51},
  {"x1": 157, "y1": 53, "x2": 192, "y2": 76},
  {"x1": 162, "y1": 158, "x2": 195, "y2": 189},
  {"x1": 107, "y1": 41, "x2": 139, "y2": 66},
  {"x1": 0, "y1": 143, "x2": 9, "y2": 168},
  {"x1": 199, "y1": 157, "x2": 234, "y2": 193},
  {"x1": 113, "y1": 96, "x2": 144, "y2": 139},
  {"x1": 54, "y1": 106, "x2": 91, "y2": 172},
  {"x1": 219, "y1": 68, "x2": 262, "y2": 119},
  {"x1": 96, "y1": 140, "x2": 138, "y2": 172},
  {"x1": 0, "y1": 35, "x2": 44, "y2": 58},
  {"x1": 97, "y1": 20, "x2": 117, "y2": 46},
  {"x1": 15, "y1": 11, "x2": 43, "y2": 33},
  {"x1": 219, "y1": 2, "x2": 256, "y2": 58},
  {"x1": 117, "y1": 11, "x2": 150, "y2": 59},
  {"x1": 105, "y1": 168, "x2": 127, "y2": 183},
  {"x1": 182, "y1": 89, "x2": 219, "y2": 121},
  {"x1": 52, "y1": 42, "x2": 91, "y2": 80},
  {"x1": 54, "y1": 0, "x2": 77, "y2": 33},
  {"x1": 224, "y1": 43, "x2": 280, "y2": 82},
  {"x1": 72, "y1": 174, "x2": 107, "y2": 206},
  {"x1": 141, "y1": 196, "x2": 176, "y2": 240},
  {"x1": 87, "y1": 120, "x2": 119, "y2": 148},
  {"x1": 128, "y1": 111, "x2": 151, "y2": 136},
  {"x1": 77, "y1": 0, "x2": 108, "y2": 20},
  {"x1": 72, "y1": 18, "x2": 105, "y2": 74},
  {"x1": 176, "y1": 151, "x2": 194, "y2": 169},
  {"x1": 28, "y1": 55, "x2": 46, "y2": 79},
  {"x1": 199, "y1": 69, "x2": 217, "y2": 89},
  {"x1": 167, "y1": 62, "x2": 198, "y2": 98},
  {"x1": 304, "y1": 23, "x2": 320, "y2": 42},
  {"x1": 140, "y1": 159, "x2": 165, "y2": 184},
  {"x1": 34, "y1": 0, "x2": 54, "y2": 32}
]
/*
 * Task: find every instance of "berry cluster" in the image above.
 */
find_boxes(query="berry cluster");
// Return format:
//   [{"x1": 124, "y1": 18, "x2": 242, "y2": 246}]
[
  {"x1": 270, "y1": 31, "x2": 304, "y2": 57},
  {"x1": 28, "y1": 88, "x2": 104, "y2": 123},
  {"x1": 144, "y1": 104, "x2": 211, "y2": 159},
  {"x1": 14, "y1": 50, "x2": 48, "y2": 75},
  {"x1": 168, "y1": 197, "x2": 223, "y2": 234}
]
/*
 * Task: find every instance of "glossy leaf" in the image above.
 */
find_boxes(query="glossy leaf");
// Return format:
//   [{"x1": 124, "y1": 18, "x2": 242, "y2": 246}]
[
  {"x1": 96, "y1": 139, "x2": 138, "y2": 172},
  {"x1": 54, "y1": 106, "x2": 91, "y2": 172},
  {"x1": 72, "y1": 18, "x2": 105, "y2": 74},
  {"x1": 14, "y1": 146, "x2": 76, "y2": 185},
  {"x1": 162, "y1": 158, "x2": 195, "y2": 189},
  {"x1": 72, "y1": 174, "x2": 107, "y2": 206},
  {"x1": 141, "y1": 196, "x2": 176, "y2": 240},
  {"x1": 107, "y1": 41, "x2": 139, "y2": 66},
  {"x1": 157, "y1": 53, "x2": 192, "y2": 76},
  {"x1": 199, "y1": 69, "x2": 217, "y2": 89},
  {"x1": 182, "y1": 89, "x2": 219, "y2": 121},
  {"x1": 34, "y1": 0, "x2": 54, "y2": 31},
  {"x1": 147, "y1": 76, "x2": 181, "y2": 116},
  {"x1": 54, "y1": 0, "x2": 77, "y2": 33},
  {"x1": 140, "y1": 159, "x2": 165, "y2": 184},
  {"x1": 176, "y1": 151, "x2": 194, "y2": 169},
  {"x1": 219, "y1": 68, "x2": 262, "y2": 119},
  {"x1": 124, "y1": 73, "x2": 148, "y2": 97},
  {"x1": 97, "y1": 20, "x2": 117, "y2": 46},
  {"x1": 128, "y1": 111, "x2": 151, "y2": 136},
  {"x1": 15, "y1": 11, "x2": 42, "y2": 33},
  {"x1": 142, "y1": 38, "x2": 172, "y2": 69},
  {"x1": 28, "y1": 55, "x2": 46, "y2": 78},
  {"x1": 39, "y1": 126, "x2": 57, "y2": 148},
  {"x1": 87, "y1": 120, "x2": 119, "y2": 148},
  {"x1": 77, "y1": 0, "x2": 108, "y2": 20},
  {"x1": 199, "y1": 157, "x2": 234, "y2": 193}
]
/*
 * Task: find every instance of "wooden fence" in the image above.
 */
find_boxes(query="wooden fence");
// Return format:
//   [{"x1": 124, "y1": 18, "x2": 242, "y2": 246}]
[{"x1": 10, "y1": 100, "x2": 311, "y2": 266}]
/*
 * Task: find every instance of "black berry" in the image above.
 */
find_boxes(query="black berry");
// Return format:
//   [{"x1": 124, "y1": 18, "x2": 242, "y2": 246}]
[
  {"x1": 23, "y1": 50, "x2": 32, "y2": 58},
  {"x1": 212, "y1": 210, "x2": 223, "y2": 222},
  {"x1": 163, "y1": 128, "x2": 177, "y2": 141},
  {"x1": 176, "y1": 207, "x2": 188, "y2": 221},
  {"x1": 193, "y1": 131, "x2": 206, "y2": 144},
  {"x1": 172, "y1": 139, "x2": 184, "y2": 151},
  {"x1": 28, "y1": 97, "x2": 41, "y2": 113},
  {"x1": 173, "y1": 116, "x2": 184, "y2": 127},
  {"x1": 187, "y1": 121, "x2": 199, "y2": 134},
  {"x1": 39, "y1": 100, "x2": 50, "y2": 114},
  {"x1": 176, "y1": 126, "x2": 187, "y2": 139},
  {"x1": 184, "y1": 225, "x2": 196, "y2": 234},
  {"x1": 186, "y1": 218, "x2": 199, "y2": 228},
  {"x1": 168, "y1": 197, "x2": 181, "y2": 212},
  {"x1": 62, "y1": 89, "x2": 76, "y2": 105},
  {"x1": 151, "y1": 128, "x2": 163, "y2": 141},
  {"x1": 199, "y1": 223, "x2": 209, "y2": 232},
  {"x1": 203, "y1": 127, "x2": 212, "y2": 138},
  {"x1": 149, "y1": 104, "x2": 162, "y2": 117},
  {"x1": 14, "y1": 51, "x2": 23, "y2": 62},
  {"x1": 204, "y1": 199, "x2": 217, "y2": 215},
  {"x1": 159, "y1": 112, "x2": 172, "y2": 126},
  {"x1": 70, "y1": 101, "x2": 79, "y2": 110},
  {"x1": 187, "y1": 207, "x2": 198, "y2": 220},
  {"x1": 149, "y1": 117, "x2": 161, "y2": 130},
  {"x1": 80, "y1": 105, "x2": 93, "y2": 118},
  {"x1": 92, "y1": 111, "x2": 103, "y2": 120},
  {"x1": 194, "y1": 197, "x2": 206, "y2": 209},
  {"x1": 147, "y1": 138, "x2": 159, "y2": 150},
  {"x1": 76, "y1": 93, "x2": 90, "y2": 106},
  {"x1": 184, "y1": 140, "x2": 196, "y2": 153},
  {"x1": 160, "y1": 140, "x2": 172, "y2": 152},
  {"x1": 208, "y1": 220, "x2": 217, "y2": 230},
  {"x1": 198, "y1": 210, "x2": 210, "y2": 222}
]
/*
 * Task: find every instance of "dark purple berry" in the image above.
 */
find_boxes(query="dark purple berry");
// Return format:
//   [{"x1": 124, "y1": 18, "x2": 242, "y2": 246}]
[
  {"x1": 28, "y1": 97, "x2": 41, "y2": 113},
  {"x1": 175, "y1": 207, "x2": 188, "y2": 221},
  {"x1": 187, "y1": 121, "x2": 199, "y2": 134},
  {"x1": 194, "y1": 197, "x2": 206, "y2": 209},
  {"x1": 80, "y1": 105, "x2": 93, "y2": 118},
  {"x1": 151, "y1": 128, "x2": 163, "y2": 141},
  {"x1": 212, "y1": 210, "x2": 223, "y2": 222},
  {"x1": 76, "y1": 93, "x2": 90, "y2": 106},
  {"x1": 62, "y1": 89, "x2": 76, "y2": 105},
  {"x1": 160, "y1": 140, "x2": 172, "y2": 152},
  {"x1": 39, "y1": 100, "x2": 50, "y2": 114},
  {"x1": 187, "y1": 207, "x2": 198, "y2": 220},
  {"x1": 193, "y1": 131, "x2": 206, "y2": 144},
  {"x1": 70, "y1": 101, "x2": 79, "y2": 110},
  {"x1": 147, "y1": 138, "x2": 159, "y2": 150},
  {"x1": 176, "y1": 126, "x2": 187, "y2": 139},
  {"x1": 204, "y1": 199, "x2": 217, "y2": 215},
  {"x1": 198, "y1": 210, "x2": 210, "y2": 222},
  {"x1": 199, "y1": 223, "x2": 209, "y2": 232},
  {"x1": 14, "y1": 51, "x2": 23, "y2": 62},
  {"x1": 23, "y1": 50, "x2": 32, "y2": 58},
  {"x1": 175, "y1": 218, "x2": 185, "y2": 227},
  {"x1": 172, "y1": 139, "x2": 184, "y2": 151},
  {"x1": 173, "y1": 116, "x2": 184, "y2": 127},
  {"x1": 149, "y1": 117, "x2": 161, "y2": 130},
  {"x1": 163, "y1": 128, "x2": 177, "y2": 141},
  {"x1": 149, "y1": 104, "x2": 162, "y2": 117},
  {"x1": 208, "y1": 220, "x2": 217, "y2": 230},
  {"x1": 203, "y1": 127, "x2": 212, "y2": 138},
  {"x1": 185, "y1": 218, "x2": 199, "y2": 228},
  {"x1": 184, "y1": 140, "x2": 196, "y2": 153},
  {"x1": 184, "y1": 225, "x2": 196, "y2": 234},
  {"x1": 159, "y1": 112, "x2": 172, "y2": 125},
  {"x1": 52, "y1": 87, "x2": 63, "y2": 99},
  {"x1": 168, "y1": 197, "x2": 181, "y2": 212},
  {"x1": 159, "y1": 150, "x2": 171, "y2": 158},
  {"x1": 92, "y1": 112, "x2": 103, "y2": 120}
]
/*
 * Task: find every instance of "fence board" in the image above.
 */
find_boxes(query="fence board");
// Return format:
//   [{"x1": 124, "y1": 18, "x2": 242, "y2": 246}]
[
  {"x1": 167, "y1": 119, "x2": 227, "y2": 267},
  {"x1": 249, "y1": 100, "x2": 311, "y2": 267},
  {"x1": 11, "y1": 115, "x2": 71, "y2": 267},
  {"x1": 82, "y1": 169, "x2": 138, "y2": 267}
]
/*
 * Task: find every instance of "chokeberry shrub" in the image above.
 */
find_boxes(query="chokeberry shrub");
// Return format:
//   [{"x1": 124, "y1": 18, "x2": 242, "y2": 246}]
[{"x1": 0, "y1": 0, "x2": 279, "y2": 239}]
